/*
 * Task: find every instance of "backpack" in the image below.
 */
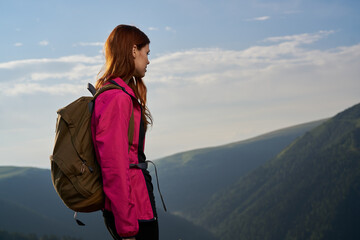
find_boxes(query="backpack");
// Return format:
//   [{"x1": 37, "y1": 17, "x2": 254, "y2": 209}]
[{"x1": 50, "y1": 82, "x2": 134, "y2": 214}]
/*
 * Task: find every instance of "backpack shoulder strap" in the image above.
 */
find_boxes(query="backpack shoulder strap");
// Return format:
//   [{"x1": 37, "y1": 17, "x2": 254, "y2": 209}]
[
  {"x1": 90, "y1": 81, "x2": 135, "y2": 152},
  {"x1": 93, "y1": 84, "x2": 124, "y2": 99},
  {"x1": 108, "y1": 80, "x2": 136, "y2": 152}
]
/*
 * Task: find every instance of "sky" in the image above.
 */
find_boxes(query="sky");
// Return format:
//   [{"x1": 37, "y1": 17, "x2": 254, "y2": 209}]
[{"x1": 0, "y1": 0, "x2": 359, "y2": 168}]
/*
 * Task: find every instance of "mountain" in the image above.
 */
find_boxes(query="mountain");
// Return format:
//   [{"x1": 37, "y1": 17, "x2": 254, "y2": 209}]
[
  {"x1": 194, "y1": 103, "x2": 360, "y2": 239},
  {"x1": 153, "y1": 119, "x2": 325, "y2": 220},
  {"x1": 0, "y1": 167, "x2": 216, "y2": 240},
  {"x1": 0, "y1": 118, "x2": 329, "y2": 239}
]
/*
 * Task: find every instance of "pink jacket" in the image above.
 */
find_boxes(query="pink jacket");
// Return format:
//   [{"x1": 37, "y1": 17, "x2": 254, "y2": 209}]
[{"x1": 91, "y1": 77, "x2": 155, "y2": 237}]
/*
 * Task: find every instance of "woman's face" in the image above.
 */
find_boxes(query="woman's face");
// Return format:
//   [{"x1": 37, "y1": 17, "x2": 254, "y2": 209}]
[{"x1": 133, "y1": 44, "x2": 150, "y2": 78}]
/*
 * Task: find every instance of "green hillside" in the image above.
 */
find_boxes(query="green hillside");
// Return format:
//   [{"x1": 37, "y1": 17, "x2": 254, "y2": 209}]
[
  {"x1": 154, "y1": 119, "x2": 325, "y2": 219},
  {"x1": 196, "y1": 103, "x2": 360, "y2": 240},
  {"x1": 0, "y1": 166, "x2": 30, "y2": 179}
]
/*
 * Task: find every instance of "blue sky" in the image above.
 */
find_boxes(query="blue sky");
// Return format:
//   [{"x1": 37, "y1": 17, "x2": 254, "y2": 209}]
[{"x1": 1, "y1": 0, "x2": 359, "y2": 168}]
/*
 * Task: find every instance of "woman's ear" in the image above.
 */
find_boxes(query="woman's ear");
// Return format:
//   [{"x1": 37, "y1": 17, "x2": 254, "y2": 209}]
[{"x1": 132, "y1": 45, "x2": 137, "y2": 58}]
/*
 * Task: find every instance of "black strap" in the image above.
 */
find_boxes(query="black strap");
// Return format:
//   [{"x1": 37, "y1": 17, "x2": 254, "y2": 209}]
[
  {"x1": 130, "y1": 161, "x2": 167, "y2": 212},
  {"x1": 109, "y1": 80, "x2": 136, "y2": 101},
  {"x1": 74, "y1": 212, "x2": 85, "y2": 226},
  {"x1": 87, "y1": 83, "x2": 96, "y2": 96},
  {"x1": 146, "y1": 160, "x2": 167, "y2": 212},
  {"x1": 129, "y1": 162, "x2": 148, "y2": 170}
]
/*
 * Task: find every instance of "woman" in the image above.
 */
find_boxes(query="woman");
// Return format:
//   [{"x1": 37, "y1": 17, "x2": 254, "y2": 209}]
[{"x1": 91, "y1": 25, "x2": 158, "y2": 240}]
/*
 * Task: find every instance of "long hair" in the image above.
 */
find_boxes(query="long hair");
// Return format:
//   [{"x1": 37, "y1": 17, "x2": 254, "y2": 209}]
[{"x1": 96, "y1": 25, "x2": 152, "y2": 129}]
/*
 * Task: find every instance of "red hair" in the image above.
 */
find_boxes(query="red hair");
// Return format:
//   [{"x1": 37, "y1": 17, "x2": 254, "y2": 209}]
[{"x1": 96, "y1": 25, "x2": 152, "y2": 129}]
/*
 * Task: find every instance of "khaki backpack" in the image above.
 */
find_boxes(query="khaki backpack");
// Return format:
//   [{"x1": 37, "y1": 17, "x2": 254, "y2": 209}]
[{"x1": 50, "y1": 83, "x2": 134, "y2": 214}]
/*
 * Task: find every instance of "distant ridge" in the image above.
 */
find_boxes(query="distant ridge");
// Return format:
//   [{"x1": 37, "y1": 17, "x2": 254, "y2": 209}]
[
  {"x1": 227, "y1": 119, "x2": 329, "y2": 146},
  {"x1": 0, "y1": 166, "x2": 35, "y2": 179}
]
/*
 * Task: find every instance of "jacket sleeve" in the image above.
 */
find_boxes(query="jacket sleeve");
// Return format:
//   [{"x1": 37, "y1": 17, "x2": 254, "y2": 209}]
[{"x1": 92, "y1": 91, "x2": 139, "y2": 237}]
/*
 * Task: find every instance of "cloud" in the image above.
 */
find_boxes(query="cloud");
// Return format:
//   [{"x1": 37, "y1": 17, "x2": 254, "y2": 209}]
[
  {"x1": 0, "y1": 55, "x2": 104, "y2": 96},
  {"x1": 245, "y1": 16, "x2": 270, "y2": 21},
  {"x1": 264, "y1": 30, "x2": 335, "y2": 44},
  {"x1": 145, "y1": 44, "x2": 360, "y2": 108},
  {"x1": 165, "y1": 26, "x2": 176, "y2": 33},
  {"x1": 14, "y1": 42, "x2": 23, "y2": 47},
  {"x1": 2, "y1": 83, "x2": 84, "y2": 96},
  {"x1": 73, "y1": 42, "x2": 104, "y2": 47},
  {"x1": 39, "y1": 40, "x2": 49, "y2": 46},
  {"x1": 1, "y1": 30, "x2": 358, "y2": 104},
  {"x1": 30, "y1": 64, "x2": 100, "y2": 81},
  {"x1": 148, "y1": 26, "x2": 174, "y2": 32},
  {"x1": 145, "y1": 31, "x2": 337, "y2": 86},
  {"x1": 0, "y1": 55, "x2": 103, "y2": 69}
]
